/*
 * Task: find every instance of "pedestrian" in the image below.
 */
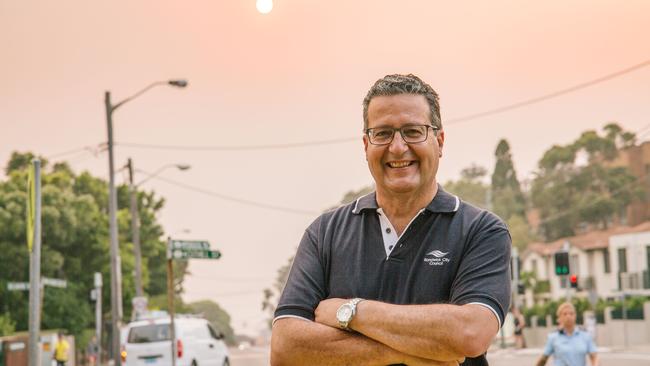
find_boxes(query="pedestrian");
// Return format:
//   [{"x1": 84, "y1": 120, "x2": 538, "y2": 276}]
[
  {"x1": 536, "y1": 302, "x2": 599, "y2": 366},
  {"x1": 86, "y1": 335, "x2": 99, "y2": 366},
  {"x1": 53, "y1": 332, "x2": 70, "y2": 366},
  {"x1": 271, "y1": 74, "x2": 512, "y2": 366},
  {"x1": 512, "y1": 307, "x2": 526, "y2": 349}
]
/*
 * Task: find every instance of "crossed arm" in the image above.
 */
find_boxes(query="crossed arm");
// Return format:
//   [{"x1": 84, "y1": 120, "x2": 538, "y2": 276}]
[{"x1": 271, "y1": 300, "x2": 498, "y2": 365}]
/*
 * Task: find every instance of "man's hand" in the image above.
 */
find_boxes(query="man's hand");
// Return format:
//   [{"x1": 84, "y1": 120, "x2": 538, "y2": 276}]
[
  {"x1": 315, "y1": 299, "x2": 466, "y2": 365},
  {"x1": 314, "y1": 298, "x2": 348, "y2": 328},
  {"x1": 316, "y1": 298, "x2": 497, "y2": 362}
]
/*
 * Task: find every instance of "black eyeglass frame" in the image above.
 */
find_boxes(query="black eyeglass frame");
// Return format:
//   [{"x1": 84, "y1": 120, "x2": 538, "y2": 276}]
[{"x1": 364, "y1": 124, "x2": 439, "y2": 145}]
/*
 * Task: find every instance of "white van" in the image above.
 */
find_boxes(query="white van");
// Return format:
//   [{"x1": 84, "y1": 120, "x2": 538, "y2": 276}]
[{"x1": 122, "y1": 316, "x2": 229, "y2": 366}]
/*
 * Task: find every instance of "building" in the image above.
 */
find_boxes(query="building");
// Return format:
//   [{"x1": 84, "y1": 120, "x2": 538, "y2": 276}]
[{"x1": 520, "y1": 221, "x2": 650, "y2": 308}]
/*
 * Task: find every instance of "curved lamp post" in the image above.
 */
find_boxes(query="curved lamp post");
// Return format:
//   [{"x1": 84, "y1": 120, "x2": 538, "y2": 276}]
[{"x1": 104, "y1": 79, "x2": 187, "y2": 366}]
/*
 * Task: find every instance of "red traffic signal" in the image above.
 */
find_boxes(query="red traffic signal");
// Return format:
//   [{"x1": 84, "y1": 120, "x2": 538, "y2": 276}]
[{"x1": 570, "y1": 274, "x2": 578, "y2": 289}]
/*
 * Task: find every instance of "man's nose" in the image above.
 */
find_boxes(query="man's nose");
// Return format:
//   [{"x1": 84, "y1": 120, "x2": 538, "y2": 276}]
[{"x1": 388, "y1": 131, "x2": 409, "y2": 154}]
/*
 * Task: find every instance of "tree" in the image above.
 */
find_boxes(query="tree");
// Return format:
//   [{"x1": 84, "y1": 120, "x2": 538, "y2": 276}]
[
  {"x1": 188, "y1": 300, "x2": 236, "y2": 345},
  {"x1": 261, "y1": 257, "x2": 292, "y2": 328},
  {"x1": 507, "y1": 215, "x2": 535, "y2": 252},
  {"x1": 491, "y1": 140, "x2": 526, "y2": 221},
  {"x1": 4, "y1": 151, "x2": 47, "y2": 176},
  {"x1": 443, "y1": 164, "x2": 489, "y2": 208},
  {"x1": 531, "y1": 123, "x2": 643, "y2": 240},
  {"x1": 0, "y1": 313, "x2": 15, "y2": 336},
  {"x1": 0, "y1": 152, "x2": 177, "y2": 339}
]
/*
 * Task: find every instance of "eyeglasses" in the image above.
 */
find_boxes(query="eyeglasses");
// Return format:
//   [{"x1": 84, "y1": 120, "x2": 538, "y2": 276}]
[{"x1": 365, "y1": 124, "x2": 438, "y2": 145}]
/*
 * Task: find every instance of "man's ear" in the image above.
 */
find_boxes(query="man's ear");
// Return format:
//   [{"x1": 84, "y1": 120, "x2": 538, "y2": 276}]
[
  {"x1": 437, "y1": 130, "x2": 445, "y2": 157},
  {"x1": 363, "y1": 134, "x2": 369, "y2": 160}
]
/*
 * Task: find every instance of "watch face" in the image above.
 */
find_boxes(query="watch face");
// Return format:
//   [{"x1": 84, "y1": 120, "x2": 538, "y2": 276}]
[{"x1": 337, "y1": 305, "x2": 352, "y2": 321}]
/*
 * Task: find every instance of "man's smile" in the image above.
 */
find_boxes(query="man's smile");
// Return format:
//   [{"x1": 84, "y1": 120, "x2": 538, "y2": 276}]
[{"x1": 386, "y1": 160, "x2": 416, "y2": 169}]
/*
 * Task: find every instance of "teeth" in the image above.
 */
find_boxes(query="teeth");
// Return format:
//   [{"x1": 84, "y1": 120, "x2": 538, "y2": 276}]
[{"x1": 388, "y1": 161, "x2": 411, "y2": 168}]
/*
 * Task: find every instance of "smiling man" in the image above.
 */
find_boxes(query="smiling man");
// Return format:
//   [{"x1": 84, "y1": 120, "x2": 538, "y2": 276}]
[{"x1": 271, "y1": 74, "x2": 511, "y2": 366}]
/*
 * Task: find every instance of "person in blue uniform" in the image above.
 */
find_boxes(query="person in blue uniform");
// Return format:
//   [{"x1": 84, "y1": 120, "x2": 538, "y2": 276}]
[{"x1": 536, "y1": 302, "x2": 599, "y2": 366}]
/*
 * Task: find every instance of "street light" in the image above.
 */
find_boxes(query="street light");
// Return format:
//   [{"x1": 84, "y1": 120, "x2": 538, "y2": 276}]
[
  {"x1": 126, "y1": 160, "x2": 191, "y2": 301},
  {"x1": 104, "y1": 79, "x2": 187, "y2": 366}
]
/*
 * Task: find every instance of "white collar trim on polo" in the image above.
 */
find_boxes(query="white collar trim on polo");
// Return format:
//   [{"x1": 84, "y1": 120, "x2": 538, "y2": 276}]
[{"x1": 376, "y1": 207, "x2": 425, "y2": 257}]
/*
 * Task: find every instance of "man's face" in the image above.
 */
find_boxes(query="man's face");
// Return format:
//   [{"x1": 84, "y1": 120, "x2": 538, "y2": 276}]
[
  {"x1": 558, "y1": 306, "x2": 576, "y2": 329},
  {"x1": 364, "y1": 94, "x2": 444, "y2": 196}
]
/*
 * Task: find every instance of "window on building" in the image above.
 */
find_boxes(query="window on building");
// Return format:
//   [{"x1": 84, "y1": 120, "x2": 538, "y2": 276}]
[
  {"x1": 531, "y1": 259, "x2": 538, "y2": 277},
  {"x1": 603, "y1": 248, "x2": 611, "y2": 273},
  {"x1": 646, "y1": 245, "x2": 650, "y2": 272},
  {"x1": 618, "y1": 248, "x2": 627, "y2": 273}
]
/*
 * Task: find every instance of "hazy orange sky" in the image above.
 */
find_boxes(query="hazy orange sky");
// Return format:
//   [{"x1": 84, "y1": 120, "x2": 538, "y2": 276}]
[{"x1": 2, "y1": 1, "x2": 649, "y2": 336}]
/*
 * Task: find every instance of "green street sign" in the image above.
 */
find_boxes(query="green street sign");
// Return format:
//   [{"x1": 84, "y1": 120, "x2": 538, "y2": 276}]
[
  {"x1": 170, "y1": 240, "x2": 210, "y2": 250},
  {"x1": 171, "y1": 248, "x2": 221, "y2": 260}
]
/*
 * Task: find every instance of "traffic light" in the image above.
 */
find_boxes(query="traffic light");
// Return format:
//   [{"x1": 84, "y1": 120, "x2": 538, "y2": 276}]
[
  {"x1": 570, "y1": 274, "x2": 578, "y2": 289},
  {"x1": 554, "y1": 251, "x2": 570, "y2": 275}
]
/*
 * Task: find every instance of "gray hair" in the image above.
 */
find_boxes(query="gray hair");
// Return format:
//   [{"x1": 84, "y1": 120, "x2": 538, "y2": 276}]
[{"x1": 362, "y1": 74, "x2": 442, "y2": 130}]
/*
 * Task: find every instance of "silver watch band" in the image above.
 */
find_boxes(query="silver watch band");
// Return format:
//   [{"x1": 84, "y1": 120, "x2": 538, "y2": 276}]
[{"x1": 338, "y1": 298, "x2": 364, "y2": 330}]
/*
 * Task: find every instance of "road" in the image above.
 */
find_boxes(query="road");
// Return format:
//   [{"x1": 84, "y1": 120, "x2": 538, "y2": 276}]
[
  {"x1": 230, "y1": 346, "x2": 650, "y2": 366},
  {"x1": 229, "y1": 346, "x2": 270, "y2": 366},
  {"x1": 487, "y1": 347, "x2": 650, "y2": 366}
]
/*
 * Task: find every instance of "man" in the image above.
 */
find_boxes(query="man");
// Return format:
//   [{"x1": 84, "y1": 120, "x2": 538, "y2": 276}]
[
  {"x1": 271, "y1": 74, "x2": 511, "y2": 365},
  {"x1": 512, "y1": 306, "x2": 526, "y2": 349},
  {"x1": 53, "y1": 332, "x2": 70, "y2": 366},
  {"x1": 86, "y1": 335, "x2": 99, "y2": 366},
  {"x1": 536, "y1": 302, "x2": 599, "y2": 366}
]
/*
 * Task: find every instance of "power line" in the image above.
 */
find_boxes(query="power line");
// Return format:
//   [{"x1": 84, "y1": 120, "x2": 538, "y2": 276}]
[
  {"x1": 187, "y1": 289, "x2": 264, "y2": 298},
  {"x1": 136, "y1": 169, "x2": 320, "y2": 216},
  {"x1": 45, "y1": 144, "x2": 105, "y2": 160},
  {"x1": 116, "y1": 137, "x2": 358, "y2": 151},
  {"x1": 445, "y1": 59, "x2": 650, "y2": 125},
  {"x1": 114, "y1": 59, "x2": 649, "y2": 152}
]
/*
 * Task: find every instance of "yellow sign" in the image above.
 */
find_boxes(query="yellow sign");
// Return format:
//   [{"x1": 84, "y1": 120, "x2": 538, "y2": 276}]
[{"x1": 26, "y1": 165, "x2": 36, "y2": 251}]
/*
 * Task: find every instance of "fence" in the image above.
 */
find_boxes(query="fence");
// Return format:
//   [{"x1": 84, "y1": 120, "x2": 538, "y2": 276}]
[{"x1": 523, "y1": 301, "x2": 650, "y2": 348}]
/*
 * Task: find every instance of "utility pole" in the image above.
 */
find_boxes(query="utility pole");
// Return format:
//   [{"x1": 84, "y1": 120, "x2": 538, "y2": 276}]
[
  {"x1": 27, "y1": 160, "x2": 41, "y2": 366},
  {"x1": 94, "y1": 272, "x2": 103, "y2": 366},
  {"x1": 165, "y1": 238, "x2": 220, "y2": 366},
  {"x1": 512, "y1": 247, "x2": 520, "y2": 308},
  {"x1": 166, "y1": 238, "x2": 177, "y2": 366},
  {"x1": 104, "y1": 81, "x2": 187, "y2": 364},
  {"x1": 127, "y1": 158, "x2": 144, "y2": 298},
  {"x1": 105, "y1": 91, "x2": 124, "y2": 366}
]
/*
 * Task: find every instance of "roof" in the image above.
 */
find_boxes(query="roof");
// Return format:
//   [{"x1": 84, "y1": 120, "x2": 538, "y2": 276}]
[{"x1": 524, "y1": 221, "x2": 650, "y2": 257}]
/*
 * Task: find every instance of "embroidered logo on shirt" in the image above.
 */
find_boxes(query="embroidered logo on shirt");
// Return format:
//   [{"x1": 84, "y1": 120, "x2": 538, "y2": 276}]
[{"x1": 424, "y1": 250, "x2": 450, "y2": 266}]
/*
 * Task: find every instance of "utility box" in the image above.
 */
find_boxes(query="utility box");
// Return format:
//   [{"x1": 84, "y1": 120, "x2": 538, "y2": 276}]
[
  {"x1": 0, "y1": 333, "x2": 75, "y2": 366},
  {"x1": 0, "y1": 335, "x2": 28, "y2": 366}
]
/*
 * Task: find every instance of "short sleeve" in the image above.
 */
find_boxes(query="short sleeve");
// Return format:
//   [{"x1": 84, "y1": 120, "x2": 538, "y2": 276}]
[
  {"x1": 543, "y1": 333, "x2": 555, "y2": 356},
  {"x1": 449, "y1": 212, "x2": 512, "y2": 326},
  {"x1": 274, "y1": 222, "x2": 327, "y2": 321},
  {"x1": 586, "y1": 333, "x2": 597, "y2": 354}
]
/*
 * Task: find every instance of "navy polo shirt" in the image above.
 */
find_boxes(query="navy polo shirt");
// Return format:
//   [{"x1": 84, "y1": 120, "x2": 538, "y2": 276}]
[{"x1": 275, "y1": 186, "x2": 511, "y2": 365}]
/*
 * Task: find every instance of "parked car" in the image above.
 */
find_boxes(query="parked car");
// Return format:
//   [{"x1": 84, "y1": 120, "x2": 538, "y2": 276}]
[{"x1": 122, "y1": 315, "x2": 229, "y2": 366}]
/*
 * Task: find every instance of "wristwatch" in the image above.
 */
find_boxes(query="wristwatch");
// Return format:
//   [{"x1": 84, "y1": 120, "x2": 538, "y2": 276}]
[{"x1": 336, "y1": 298, "x2": 364, "y2": 331}]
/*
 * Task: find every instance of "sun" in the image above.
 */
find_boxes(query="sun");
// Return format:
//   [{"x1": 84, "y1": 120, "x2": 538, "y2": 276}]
[{"x1": 256, "y1": 0, "x2": 273, "y2": 14}]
